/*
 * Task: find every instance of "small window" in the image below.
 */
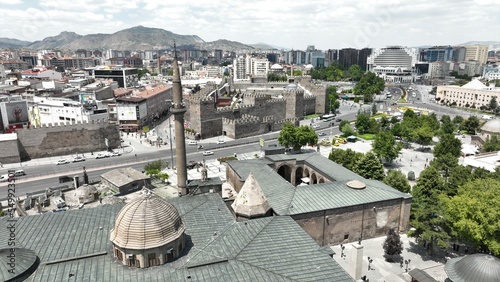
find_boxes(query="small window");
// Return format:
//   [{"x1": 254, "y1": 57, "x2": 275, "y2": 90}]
[{"x1": 344, "y1": 234, "x2": 349, "y2": 240}]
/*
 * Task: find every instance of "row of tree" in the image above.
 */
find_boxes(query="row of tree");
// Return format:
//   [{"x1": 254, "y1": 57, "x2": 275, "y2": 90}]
[{"x1": 310, "y1": 63, "x2": 365, "y2": 82}]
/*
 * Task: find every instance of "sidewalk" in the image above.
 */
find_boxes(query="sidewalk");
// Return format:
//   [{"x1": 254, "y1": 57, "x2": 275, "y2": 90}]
[{"x1": 331, "y1": 234, "x2": 450, "y2": 282}]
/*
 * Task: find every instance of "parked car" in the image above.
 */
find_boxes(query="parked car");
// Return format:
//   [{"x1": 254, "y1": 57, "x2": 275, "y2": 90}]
[
  {"x1": 13, "y1": 170, "x2": 26, "y2": 177},
  {"x1": 318, "y1": 132, "x2": 326, "y2": 136},
  {"x1": 111, "y1": 151, "x2": 121, "y2": 157},
  {"x1": 188, "y1": 140, "x2": 197, "y2": 145},
  {"x1": 217, "y1": 140, "x2": 225, "y2": 144},
  {"x1": 312, "y1": 124, "x2": 320, "y2": 129},
  {"x1": 0, "y1": 174, "x2": 9, "y2": 182},
  {"x1": 203, "y1": 151, "x2": 214, "y2": 156},
  {"x1": 335, "y1": 118, "x2": 342, "y2": 122},
  {"x1": 72, "y1": 156, "x2": 86, "y2": 162},
  {"x1": 56, "y1": 159, "x2": 70, "y2": 165},
  {"x1": 95, "y1": 153, "x2": 107, "y2": 159}
]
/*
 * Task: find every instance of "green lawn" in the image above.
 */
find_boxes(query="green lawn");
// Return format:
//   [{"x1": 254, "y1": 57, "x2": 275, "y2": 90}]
[
  {"x1": 357, "y1": 133, "x2": 375, "y2": 140},
  {"x1": 305, "y1": 114, "x2": 321, "y2": 119}
]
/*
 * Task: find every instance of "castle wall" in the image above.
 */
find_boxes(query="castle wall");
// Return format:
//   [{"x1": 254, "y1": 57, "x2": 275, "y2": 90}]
[
  {"x1": 0, "y1": 139, "x2": 21, "y2": 164},
  {"x1": 17, "y1": 120, "x2": 120, "y2": 160}
]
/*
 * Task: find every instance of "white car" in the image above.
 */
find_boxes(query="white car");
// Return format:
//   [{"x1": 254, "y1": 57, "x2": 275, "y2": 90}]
[
  {"x1": 72, "y1": 156, "x2": 86, "y2": 162},
  {"x1": 312, "y1": 124, "x2": 320, "y2": 129},
  {"x1": 111, "y1": 151, "x2": 121, "y2": 157},
  {"x1": 188, "y1": 140, "x2": 197, "y2": 145},
  {"x1": 95, "y1": 153, "x2": 107, "y2": 159},
  {"x1": 217, "y1": 140, "x2": 225, "y2": 144},
  {"x1": 202, "y1": 151, "x2": 214, "y2": 156},
  {"x1": 0, "y1": 174, "x2": 9, "y2": 182},
  {"x1": 56, "y1": 159, "x2": 70, "y2": 165}
]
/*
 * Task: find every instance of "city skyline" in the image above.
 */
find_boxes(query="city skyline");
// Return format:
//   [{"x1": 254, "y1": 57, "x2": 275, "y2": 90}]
[{"x1": 0, "y1": 0, "x2": 499, "y2": 50}]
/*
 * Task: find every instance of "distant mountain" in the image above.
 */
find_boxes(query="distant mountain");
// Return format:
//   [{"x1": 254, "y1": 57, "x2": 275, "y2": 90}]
[
  {"x1": 195, "y1": 39, "x2": 254, "y2": 51},
  {"x1": 249, "y1": 42, "x2": 288, "y2": 50},
  {"x1": 26, "y1": 26, "x2": 206, "y2": 51},
  {"x1": 459, "y1": 41, "x2": 500, "y2": 50},
  {"x1": 0, "y1": 37, "x2": 32, "y2": 49}
]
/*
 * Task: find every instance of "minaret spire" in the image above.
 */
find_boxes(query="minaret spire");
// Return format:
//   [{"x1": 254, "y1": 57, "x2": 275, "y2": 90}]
[{"x1": 171, "y1": 41, "x2": 188, "y2": 195}]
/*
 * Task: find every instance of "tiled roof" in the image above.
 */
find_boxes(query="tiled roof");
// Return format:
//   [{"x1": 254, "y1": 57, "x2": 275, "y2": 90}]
[
  {"x1": 1, "y1": 193, "x2": 353, "y2": 281},
  {"x1": 101, "y1": 167, "x2": 150, "y2": 187}
]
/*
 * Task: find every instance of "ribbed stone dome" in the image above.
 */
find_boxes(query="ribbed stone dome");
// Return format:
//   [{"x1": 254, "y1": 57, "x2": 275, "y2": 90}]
[
  {"x1": 110, "y1": 195, "x2": 185, "y2": 250},
  {"x1": 481, "y1": 119, "x2": 500, "y2": 133},
  {"x1": 445, "y1": 253, "x2": 500, "y2": 282}
]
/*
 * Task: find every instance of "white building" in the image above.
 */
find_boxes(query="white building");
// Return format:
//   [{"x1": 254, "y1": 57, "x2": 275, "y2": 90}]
[
  {"x1": 367, "y1": 46, "x2": 418, "y2": 83},
  {"x1": 233, "y1": 56, "x2": 248, "y2": 81},
  {"x1": 436, "y1": 79, "x2": 500, "y2": 109},
  {"x1": 30, "y1": 96, "x2": 108, "y2": 126},
  {"x1": 250, "y1": 57, "x2": 269, "y2": 77}
]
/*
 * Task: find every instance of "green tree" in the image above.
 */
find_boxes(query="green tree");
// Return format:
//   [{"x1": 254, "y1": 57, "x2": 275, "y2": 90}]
[
  {"x1": 354, "y1": 152, "x2": 385, "y2": 180},
  {"x1": 372, "y1": 131, "x2": 402, "y2": 163},
  {"x1": 347, "y1": 64, "x2": 365, "y2": 81},
  {"x1": 137, "y1": 68, "x2": 151, "y2": 79},
  {"x1": 413, "y1": 125, "x2": 434, "y2": 146},
  {"x1": 410, "y1": 166, "x2": 450, "y2": 255},
  {"x1": 443, "y1": 178, "x2": 500, "y2": 255},
  {"x1": 341, "y1": 123, "x2": 356, "y2": 137},
  {"x1": 489, "y1": 96, "x2": 498, "y2": 111},
  {"x1": 379, "y1": 116, "x2": 390, "y2": 131},
  {"x1": 355, "y1": 113, "x2": 370, "y2": 134},
  {"x1": 278, "y1": 123, "x2": 318, "y2": 151},
  {"x1": 329, "y1": 148, "x2": 363, "y2": 171},
  {"x1": 446, "y1": 165, "x2": 473, "y2": 196},
  {"x1": 384, "y1": 169, "x2": 411, "y2": 193},
  {"x1": 440, "y1": 118, "x2": 456, "y2": 136},
  {"x1": 433, "y1": 134, "x2": 462, "y2": 158},
  {"x1": 383, "y1": 228, "x2": 404, "y2": 256},
  {"x1": 354, "y1": 72, "x2": 385, "y2": 96},
  {"x1": 452, "y1": 115, "x2": 464, "y2": 126},
  {"x1": 431, "y1": 153, "x2": 459, "y2": 180},
  {"x1": 327, "y1": 85, "x2": 339, "y2": 112},
  {"x1": 461, "y1": 116, "x2": 480, "y2": 134},
  {"x1": 483, "y1": 134, "x2": 500, "y2": 152},
  {"x1": 144, "y1": 160, "x2": 169, "y2": 179},
  {"x1": 372, "y1": 103, "x2": 378, "y2": 115}
]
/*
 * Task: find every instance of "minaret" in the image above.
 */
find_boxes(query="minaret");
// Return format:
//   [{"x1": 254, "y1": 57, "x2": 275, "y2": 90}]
[{"x1": 171, "y1": 43, "x2": 188, "y2": 195}]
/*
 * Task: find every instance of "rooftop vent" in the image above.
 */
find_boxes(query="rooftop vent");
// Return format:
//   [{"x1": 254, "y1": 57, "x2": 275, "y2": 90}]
[{"x1": 346, "y1": 180, "x2": 366, "y2": 190}]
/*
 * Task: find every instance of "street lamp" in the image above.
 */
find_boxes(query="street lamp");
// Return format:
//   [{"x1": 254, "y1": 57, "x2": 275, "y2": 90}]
[
  {"x1": 367, "y1": 257, "x2": 373, "y2": 270},
  {"x1": 404, "y1": 259, "x2": 411, "y2": 272}
]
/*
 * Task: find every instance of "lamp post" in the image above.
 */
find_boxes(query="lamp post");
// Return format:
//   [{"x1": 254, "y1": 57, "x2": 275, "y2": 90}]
[
  {"x1": 367, "y1": 257, "x2": 373, "y2": 270},
  {"x1": 404, "y1": 259, "x2": 411, "y2": 272}
]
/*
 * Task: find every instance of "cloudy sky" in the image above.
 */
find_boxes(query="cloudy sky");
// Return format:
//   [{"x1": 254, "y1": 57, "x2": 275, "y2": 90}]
[{"x1": 0, "y1": 0, "x2": 499, "y2": 49}]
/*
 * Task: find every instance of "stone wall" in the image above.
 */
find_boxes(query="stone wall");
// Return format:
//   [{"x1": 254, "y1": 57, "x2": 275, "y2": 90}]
[
  {"x1": 0, "y1": 139, "x2": 21, "y2": 164},
  {"x1": 17, "y1": 120, "x2": 120, "y2": 160},
  {"x1": 293, "y1": 199, "x2": 411, "y2": 246},
  {"x1": 186, "y1": 79, "x2": 326, "y2": 140}
]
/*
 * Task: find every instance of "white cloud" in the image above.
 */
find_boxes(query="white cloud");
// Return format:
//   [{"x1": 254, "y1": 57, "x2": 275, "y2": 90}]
[
  {"x1": 0, "y1": 0, "x2": 22, "y2": 4},
  {"x1": 0, "y1": 0, "x2": 498, "y2": 48}
]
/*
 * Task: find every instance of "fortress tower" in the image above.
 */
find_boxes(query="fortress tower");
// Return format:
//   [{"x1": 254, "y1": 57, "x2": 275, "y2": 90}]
[{"x1": 171, "y1": 45, "x2": 188, "y2": 195}]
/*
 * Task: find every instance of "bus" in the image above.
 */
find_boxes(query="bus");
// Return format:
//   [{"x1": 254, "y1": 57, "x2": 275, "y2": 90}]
[{"x1": 320, "y1": 114, "x2": 335, "y2": 121}]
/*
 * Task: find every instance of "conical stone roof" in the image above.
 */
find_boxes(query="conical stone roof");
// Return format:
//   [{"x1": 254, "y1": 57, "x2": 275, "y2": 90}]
[
  {"x1": 110, "y1": 195, "x2": 185, "y2": 250},
  {"x1": 231, "y1": 172, "x2": 271, "y2": 218}
]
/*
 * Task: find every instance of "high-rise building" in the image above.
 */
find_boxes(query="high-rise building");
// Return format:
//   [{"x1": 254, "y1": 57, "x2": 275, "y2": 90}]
[
  {"x1": 465, "y1": 45, "x2": 489, "y2": 64},
  {"x1": 420, "y1": 46, "x2": 454, "y2": 62},
  {"x1": 214, "y1": 49, "x2": 223, "y2": 63},
  {"x1": 367, "y1": 46, "x2": 418, "y2": 83},
  {"x1": 452, "y1": 46, "x2": 466, "y2": 62},
  {"x1": 338, "y1": 48, "x2": 359, "y2": 69},
  {"x1": 233, "y1": 55, "x2": 247, "y2": 81},
  {"x1": 358, "y1": 48, "x2": 372, "y2": 71}
]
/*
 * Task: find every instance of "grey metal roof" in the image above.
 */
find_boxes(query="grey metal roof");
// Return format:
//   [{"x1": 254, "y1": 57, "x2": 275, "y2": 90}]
[
  {"x1": 6, "y1": 193, "x2": 353, "y2": 281},
  {"x1": 229, "y1": 153, "x2": 411, "y2": 216},
  {"x1": 444, "y1": 254, "x2": 500, "y2": 282}
]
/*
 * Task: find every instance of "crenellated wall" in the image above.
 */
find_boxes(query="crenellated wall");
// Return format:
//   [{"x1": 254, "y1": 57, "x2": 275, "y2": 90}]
[
  {"x1": 16, "y1": 119, "x2": 120, "y2": 160},
  {"x1": 186, "y1": 79, "x2": 327, "y2": 140}
]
